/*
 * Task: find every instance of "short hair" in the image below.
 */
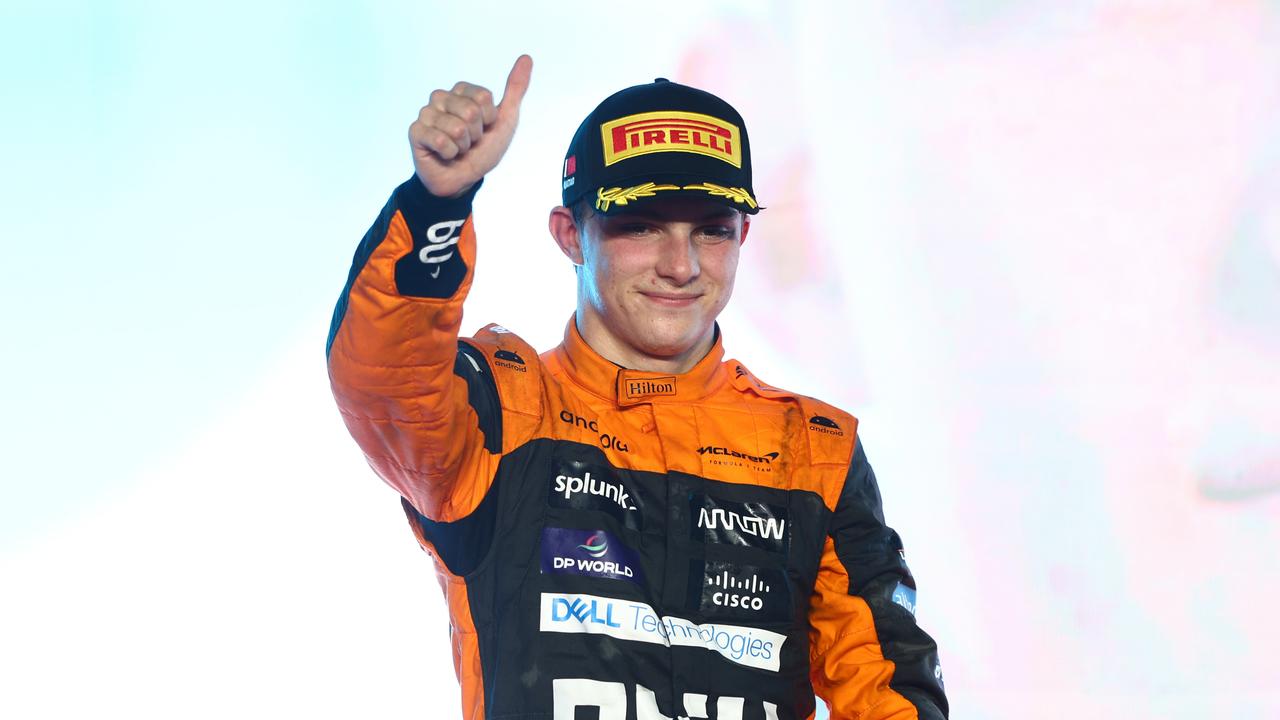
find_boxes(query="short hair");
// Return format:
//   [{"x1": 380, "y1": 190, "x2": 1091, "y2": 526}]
[{"x1": 570, "y1": 197, "x2": 594, "y2": 229}]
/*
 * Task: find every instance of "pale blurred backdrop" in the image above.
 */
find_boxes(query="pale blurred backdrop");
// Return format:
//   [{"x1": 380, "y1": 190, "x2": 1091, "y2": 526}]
[{"x1": 2, "y1": 1, "x2": 1278, "y2": 718}]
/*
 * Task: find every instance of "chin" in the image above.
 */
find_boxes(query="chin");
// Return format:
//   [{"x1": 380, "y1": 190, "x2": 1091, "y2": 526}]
[{"x1": 635, "y1": 323, "x2": 707, "y2": 359}]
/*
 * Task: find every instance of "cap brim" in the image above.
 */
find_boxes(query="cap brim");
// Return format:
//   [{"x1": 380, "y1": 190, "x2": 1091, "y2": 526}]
[{"x1": 590, "y1": 173, "x2": 761, "y2": 216}]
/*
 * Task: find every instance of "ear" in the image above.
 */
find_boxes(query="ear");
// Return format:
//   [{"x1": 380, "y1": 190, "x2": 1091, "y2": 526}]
[
  {"x1": 548, "y1": 205, "x2": 584, "y2": 265},
  {"x1": 739, "y1": 217, "x2": 750, "y2": 246}
]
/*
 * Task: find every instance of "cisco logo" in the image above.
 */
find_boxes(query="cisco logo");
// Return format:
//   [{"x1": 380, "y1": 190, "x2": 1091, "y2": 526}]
[
  {"x1": 698, "y1": 560, "x2": 789, "y2": 621},
  {"x1": 707, "y1": 569, "x2": 770, "y2": 611}
]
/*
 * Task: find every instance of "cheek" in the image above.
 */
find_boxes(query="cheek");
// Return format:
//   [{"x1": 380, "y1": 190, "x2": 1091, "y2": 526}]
[
  {"x1": 582, "y1": 246, "x2": 642, "y2": 307},
  {"x1": 707, "y1": 245, "x2": 741, "y2": 292},
  {"x1": 590, "y1": 247, "x2": 649, "y2": 291}
]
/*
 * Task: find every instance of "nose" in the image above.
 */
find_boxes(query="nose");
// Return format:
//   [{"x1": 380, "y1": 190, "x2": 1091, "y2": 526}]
[{"x1": 654, "y1": 228, "x2": 699, "y2": 286}]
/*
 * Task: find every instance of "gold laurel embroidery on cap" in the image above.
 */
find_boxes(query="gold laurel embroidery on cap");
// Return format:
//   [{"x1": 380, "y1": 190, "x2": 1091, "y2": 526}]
[
  {"x1": 595, "y1": 182, "x2": 681, "y2": 212},
  {"x1": 681, "y1": 183, "x2": 759, "y2": 209}
]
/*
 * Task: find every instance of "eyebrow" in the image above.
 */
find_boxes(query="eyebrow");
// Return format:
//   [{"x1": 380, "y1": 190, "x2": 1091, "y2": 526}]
[{"x1": 610, "y1": 207, "x2": 739, "y2": 222}]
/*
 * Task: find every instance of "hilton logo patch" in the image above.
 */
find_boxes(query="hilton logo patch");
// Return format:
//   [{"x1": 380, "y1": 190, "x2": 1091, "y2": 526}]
[
  {"x1": 600, "y1": 111, "x2": 743, "y2": 168},
  {"x1": 621, "y1": 375, "x2": 677, "y2": 400}
]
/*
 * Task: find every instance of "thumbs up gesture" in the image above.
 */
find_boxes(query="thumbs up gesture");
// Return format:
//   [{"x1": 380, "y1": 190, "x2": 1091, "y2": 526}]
[{"x1": 409, "y1": 55, "x2": 533, "y2": 198}]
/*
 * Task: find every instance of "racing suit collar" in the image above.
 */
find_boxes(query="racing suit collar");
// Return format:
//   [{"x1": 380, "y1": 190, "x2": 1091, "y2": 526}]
[{"x1": 556, "y1": 317, "x2": 728, "y2": 407}]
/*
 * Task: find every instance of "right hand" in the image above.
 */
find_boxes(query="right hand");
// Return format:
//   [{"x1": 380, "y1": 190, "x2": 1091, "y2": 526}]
[{"x1": 409, "y1": 54, "x2": 533, "y2": 199}]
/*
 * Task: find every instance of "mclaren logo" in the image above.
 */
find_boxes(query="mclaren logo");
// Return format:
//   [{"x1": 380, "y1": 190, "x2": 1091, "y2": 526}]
[{"x1": 697, "y1": 446, "x2": 779, "y2": 465}]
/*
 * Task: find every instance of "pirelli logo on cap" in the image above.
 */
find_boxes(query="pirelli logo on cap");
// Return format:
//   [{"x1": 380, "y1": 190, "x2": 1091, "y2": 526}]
[{"x1": 601, "y1": 111, "x2": 742, "y2": 168}]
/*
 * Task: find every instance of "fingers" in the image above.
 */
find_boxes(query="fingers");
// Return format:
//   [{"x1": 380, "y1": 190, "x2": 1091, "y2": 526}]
[
  {"x1": 451, "y1": 81, "x2": 498, "y2": 126},
  {"x1": 498, "y1": 54, "x2": 533, "y2": 122},
  {"x1": 409, "y1": 55, "x2": 532, "y2": 164},
  {"x1": 409, "y1": 119, "x2": 461, "y2": 161},
  {"x1": 435, "y1": 88, "x2": 484, "y2": 138},
  {"x1": 422, "y1": 106, "x2": 476, "y2": 154}
]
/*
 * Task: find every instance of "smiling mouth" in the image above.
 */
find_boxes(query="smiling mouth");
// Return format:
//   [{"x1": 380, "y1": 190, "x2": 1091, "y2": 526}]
[{"x1": 641, "y1": 292, "x2": 702, "y2": 305}]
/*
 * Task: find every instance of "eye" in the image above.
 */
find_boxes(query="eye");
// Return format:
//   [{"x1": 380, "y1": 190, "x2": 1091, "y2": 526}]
[
  {"x1": 697, "y1": 225, "x2": 735, "y2": 242},
  {"x1": 616, "y1": 222, "x2": 653, "y2": 236}
]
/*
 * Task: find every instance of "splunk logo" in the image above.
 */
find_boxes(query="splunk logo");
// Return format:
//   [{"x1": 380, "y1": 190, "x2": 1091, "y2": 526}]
[
  {"x1": 548, "y1": 465, "x2": 643, "y2": 531},
  {"x1": 539, "y1": 592, "x2": 786, "y2": 672},
  {"x1": 692, "y1": 495, "x2": 788, "y2": 554},
  {"x1": 553, "y1": 472, "x2": 635, "y2": 510},
  {"x1": 540, "y1": 527, "x2": 643, "y2": 584}
]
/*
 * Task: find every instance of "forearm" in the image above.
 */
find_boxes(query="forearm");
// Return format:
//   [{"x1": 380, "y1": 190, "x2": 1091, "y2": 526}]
[
  {"x1": 811, "y1": 439, "x2": 949, "y2": 719},
  {"x1": 327, "y1": 177, "x2": 486, "y2": 513}
]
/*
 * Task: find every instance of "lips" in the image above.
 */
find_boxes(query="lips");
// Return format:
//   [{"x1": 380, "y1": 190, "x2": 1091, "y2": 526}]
[{"x1": 640, "y1": 292, "x2": 702, "y2": 306}]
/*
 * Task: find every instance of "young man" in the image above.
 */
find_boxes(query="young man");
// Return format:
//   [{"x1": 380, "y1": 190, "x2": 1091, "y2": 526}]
[{"x1": 327, "y1": 55, "x2": 948, "y2": 720}]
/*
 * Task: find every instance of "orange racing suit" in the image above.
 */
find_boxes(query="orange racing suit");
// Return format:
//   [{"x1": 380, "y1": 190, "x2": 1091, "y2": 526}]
[{"x1": 326, "y1": 177, "x2": 948, "y2": 719}]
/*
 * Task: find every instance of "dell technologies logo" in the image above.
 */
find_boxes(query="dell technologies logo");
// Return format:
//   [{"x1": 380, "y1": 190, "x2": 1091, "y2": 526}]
[
  {"x1": 540, "y1": 592, "x2": 786, "y2": 672},
  {"x1": 547, "y1": 595, "x2": 622, "y2": 627}
]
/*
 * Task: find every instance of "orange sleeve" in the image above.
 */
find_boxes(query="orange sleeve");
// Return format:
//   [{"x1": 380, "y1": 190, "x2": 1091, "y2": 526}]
[
  {"x1": 326, "y1": 177, "x2": 497, "y2": 522},
  {"x1": 809, "y1": 439, "x2": 949, "y2": 720}
]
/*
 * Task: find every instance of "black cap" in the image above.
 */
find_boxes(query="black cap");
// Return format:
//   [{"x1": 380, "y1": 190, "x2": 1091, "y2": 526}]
[{"x1": 561, "y1": 78, "x2": 759, "y2": 215}]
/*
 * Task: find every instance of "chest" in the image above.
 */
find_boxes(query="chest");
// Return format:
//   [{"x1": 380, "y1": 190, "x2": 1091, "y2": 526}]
[{"x1": 493, "y1": 385, "x2": 838, "y2": 629}]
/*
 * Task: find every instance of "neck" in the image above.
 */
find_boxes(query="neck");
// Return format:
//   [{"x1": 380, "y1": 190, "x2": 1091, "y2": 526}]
[{"x1": 574, "y1": 311, "x2": 715, "y2": 375}]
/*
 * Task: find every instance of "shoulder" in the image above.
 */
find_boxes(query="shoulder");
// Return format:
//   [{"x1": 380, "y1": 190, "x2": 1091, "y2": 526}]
[
  {"x1": 724, "y1": 358, "x2": 860, "y2": 468},
  {"x1": 460, "y1": 323, "x2": 539, "y2": 371},
  {"x1": 458, "y1": 323, "x2": 545, "y2": 421}
]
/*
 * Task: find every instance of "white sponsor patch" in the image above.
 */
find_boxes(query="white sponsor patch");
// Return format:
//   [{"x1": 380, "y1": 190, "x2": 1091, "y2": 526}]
[{"x1": 539, "y1": 592, "x2": 785, "y2": 672}]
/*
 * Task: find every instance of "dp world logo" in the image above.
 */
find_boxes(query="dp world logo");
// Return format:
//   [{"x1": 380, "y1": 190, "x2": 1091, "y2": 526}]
[
  {"x1": 577, "y1": 533, "x2": 608, "y2": 558},
  {"x1": 541, "y1": 527, "x2": 643, "y2": 584}
]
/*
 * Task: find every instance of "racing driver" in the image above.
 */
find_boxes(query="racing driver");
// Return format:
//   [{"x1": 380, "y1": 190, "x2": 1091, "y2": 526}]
[{"x1": 326, "y1": 54, "x2": 949, "y2": 720}]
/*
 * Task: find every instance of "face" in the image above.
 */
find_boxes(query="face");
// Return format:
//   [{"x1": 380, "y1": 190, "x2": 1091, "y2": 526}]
[{"x1": 562, "y1": 196, "x2": 747, "y2": 366}]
